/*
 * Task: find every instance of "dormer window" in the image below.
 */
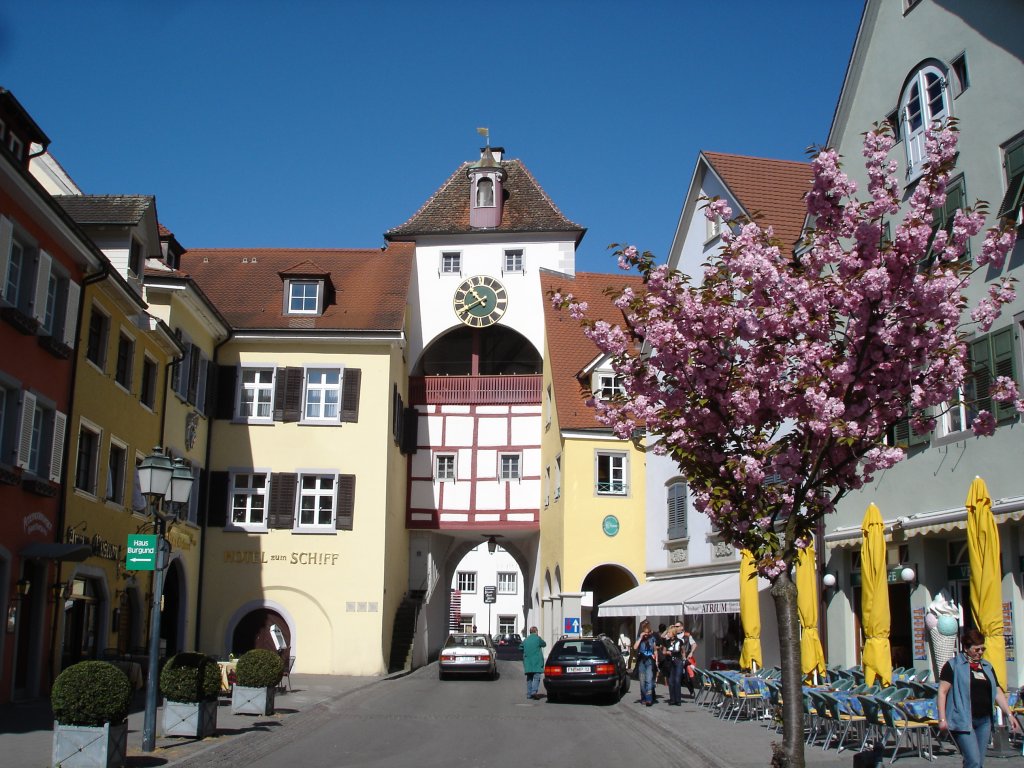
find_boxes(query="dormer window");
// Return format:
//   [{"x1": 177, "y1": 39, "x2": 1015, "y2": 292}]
[
  {"x1": 286, "y1": 279, "x2": 322, "y2": 315},
  {"x1": 7, "y1": 131, "x2": 23, "y2": 161},
  {"x1": 594, "y1": 372, "x2": 624, "y2": 400},
  {"x1": 129, "y1": 238, "x2": 144, "y2": 280}
]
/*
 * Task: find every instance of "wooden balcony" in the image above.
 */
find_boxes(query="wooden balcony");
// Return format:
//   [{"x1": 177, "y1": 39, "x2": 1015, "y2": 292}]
[{"x1": 409, "y1": 375, "x2": 542, "y2": 405}]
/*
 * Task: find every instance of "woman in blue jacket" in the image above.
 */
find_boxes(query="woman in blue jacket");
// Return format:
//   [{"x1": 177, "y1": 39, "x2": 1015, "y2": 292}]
[{"x1": 937, "y1": 628, "x2": 1020, "y2": 768}]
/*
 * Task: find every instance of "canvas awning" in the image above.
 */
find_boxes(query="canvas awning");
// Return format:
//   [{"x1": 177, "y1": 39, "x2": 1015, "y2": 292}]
[
  {"x1": 597, "y1": 571, "x2": 739, "y2": 618},
  {"x1": 20, "y1": 542, "x2": 92, "y2": 561}
]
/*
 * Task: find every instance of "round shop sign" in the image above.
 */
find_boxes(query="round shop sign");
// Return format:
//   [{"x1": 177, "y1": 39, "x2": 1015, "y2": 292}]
[{"x1": 602, "y1": 515, "x2": 620, "y2": 537}]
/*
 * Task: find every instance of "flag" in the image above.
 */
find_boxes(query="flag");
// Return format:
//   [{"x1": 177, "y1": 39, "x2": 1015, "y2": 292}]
[{"x1": 476, "y1": 127, "x2": 489, "y2": 139}]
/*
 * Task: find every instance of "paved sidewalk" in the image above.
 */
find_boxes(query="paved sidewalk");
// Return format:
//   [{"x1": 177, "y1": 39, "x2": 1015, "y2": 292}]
[
  {"x1": 623, "y1": 682, "x2": 973, "y2": 768},
  {"x1": 0, "y1": 673, "x2": 382, "y2": 768}
]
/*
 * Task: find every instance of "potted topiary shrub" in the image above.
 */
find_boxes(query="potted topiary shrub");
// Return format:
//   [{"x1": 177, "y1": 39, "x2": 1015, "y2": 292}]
[
  {"x1": 231, "y1": 649, "x2": 285, "y2": 716},
  {"x1": 159, "y1": 652, "x2": 221, "y2": 739},
  {"x1": 51, "y1": 660, "x2": 132, "y2": 768}
]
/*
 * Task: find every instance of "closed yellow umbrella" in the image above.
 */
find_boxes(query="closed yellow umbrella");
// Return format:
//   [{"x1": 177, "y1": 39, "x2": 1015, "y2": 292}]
[
  {"x1": 796, "y1": 544, "x2": 826, "y2": 680},
  {"x1": 967, "y1": 476, "x2": 1007, "y2": 688},
  {"x1": 739, "y1": 549, "x2": 762, "y2": 672},
  {"x1": 861, "y1": 503, "x2": 892, "y2": 687}
]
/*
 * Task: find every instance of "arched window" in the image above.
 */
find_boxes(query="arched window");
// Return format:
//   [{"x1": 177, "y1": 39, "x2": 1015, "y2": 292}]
[
  {"x1": 667, "y1": 480, "x2": 687, "y2": 540},
  {"x1": 900, "y1": 64, "x2": 949, "y2": 180},
  {"x1": 476, "y1": 177, "x2": 494, "y2": 207}
]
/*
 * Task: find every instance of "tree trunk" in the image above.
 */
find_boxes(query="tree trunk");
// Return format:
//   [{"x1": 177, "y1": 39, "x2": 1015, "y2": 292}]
[{"x1": 772, "y1": 569, "x2": 805, "y2": 768}]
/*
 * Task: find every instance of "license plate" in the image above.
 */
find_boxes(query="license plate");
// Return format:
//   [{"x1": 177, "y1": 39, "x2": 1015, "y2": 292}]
[{"x1": 566, "y1": 666, "x2": 591, "y2": 673}]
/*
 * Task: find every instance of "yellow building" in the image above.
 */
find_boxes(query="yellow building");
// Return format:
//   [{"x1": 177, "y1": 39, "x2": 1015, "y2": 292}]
[
  {"x1": 142, "y1": 226, "x2": 230, "y2": 658},
  {"x1": 539, "y1": 271, "x2": 647, "y2": 640},
  {"x1": 185, "y1": 245, "x2": 415, "y2": 675},
  {"x1": 55, "y1": 196, "x2": 182, "y2": 670}
]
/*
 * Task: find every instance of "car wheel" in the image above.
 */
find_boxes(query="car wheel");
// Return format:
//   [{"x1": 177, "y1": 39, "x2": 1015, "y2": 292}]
[
  {"x1": 546, "y1": 690, "x2": 559, "y2": 703},
  {"x1": 621, "y1": 675, "x2": 630, "y2": 695},
  {"x1": 438, "y1": 668, "x2": 447, "y2": 681},
  {"x1": 489, "y1": 665, "x2": 498, "y2": 681}
]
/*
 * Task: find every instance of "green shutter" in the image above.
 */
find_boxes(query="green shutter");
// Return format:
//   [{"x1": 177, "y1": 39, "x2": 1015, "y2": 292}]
[
  {"x1": 992, "y1": 326, "x2": 1019, "y2": 421},
  {"x1": 971, "y1": 336, "x2": 993, "y2": 415},
  {"x1": 997, "y1": 141, "x2": 1024, "y2": 219}
]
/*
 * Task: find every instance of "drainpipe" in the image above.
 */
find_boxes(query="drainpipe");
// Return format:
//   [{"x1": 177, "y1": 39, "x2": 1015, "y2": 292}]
[
  {"x1": 48, "y1": 267, "x2": 108, "y2": 687},
  {"x1": 193, "y1": 330, "x2": 232, "y2": 651}
]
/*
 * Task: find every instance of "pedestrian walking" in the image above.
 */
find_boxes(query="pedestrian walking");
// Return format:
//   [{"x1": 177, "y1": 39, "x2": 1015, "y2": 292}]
[
  {"x1": 617, "y1": 628, "x2": 632, "y2": 672},
  {"x1": 634, "y1": 620, "x2": 657, "y2": 706},
  {"x1": 521, "y1": 626, "x2": 546, "y2": 700},
  {"x1": 675, "y1": 623, "x2": 697, "y2": 698},
  {"x1": 937, "y1": 628, "x2": 1020, "y2": 768},
  {"x1": 664, "y1": 625, "x2": 684, "y2": 705}
]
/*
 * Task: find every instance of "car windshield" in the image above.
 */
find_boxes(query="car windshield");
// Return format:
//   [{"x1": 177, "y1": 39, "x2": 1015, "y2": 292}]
[
  {"x1": 444, "y1": 634, "x2": 491, "y2": 648},
  {"x1": 550, "y1": 640, "x2": 609, "y2": 661}
]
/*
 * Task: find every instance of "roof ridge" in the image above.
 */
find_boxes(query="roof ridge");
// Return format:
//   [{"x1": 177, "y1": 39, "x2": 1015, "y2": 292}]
[{"x1": 703, "y1": 151, "x2": 811, "y2": 169}]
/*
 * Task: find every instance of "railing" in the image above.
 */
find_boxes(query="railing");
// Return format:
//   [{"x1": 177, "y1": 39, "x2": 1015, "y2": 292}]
[{"x1": 409, "y1": 375, "x2": 542, "y2": 405}]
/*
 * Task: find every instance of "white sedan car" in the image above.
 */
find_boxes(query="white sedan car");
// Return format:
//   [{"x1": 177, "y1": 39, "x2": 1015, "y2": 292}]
[{"x1": 438, "y1": 633, "x2": 498, "y2": 680}]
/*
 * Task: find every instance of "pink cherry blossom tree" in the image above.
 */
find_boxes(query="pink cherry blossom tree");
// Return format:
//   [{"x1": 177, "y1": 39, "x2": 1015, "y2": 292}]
[{"x1": 554, "y1": 124, "x2": 1019, "y2": 768}]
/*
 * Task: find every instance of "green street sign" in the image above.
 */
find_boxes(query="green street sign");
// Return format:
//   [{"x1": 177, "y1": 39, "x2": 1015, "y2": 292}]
[
  {"x1": 602, "y1": 515, "x2": 620, "y2": 537},
  {"x1": 126, "y1": 534, "x2": 158, "y2": 571}
]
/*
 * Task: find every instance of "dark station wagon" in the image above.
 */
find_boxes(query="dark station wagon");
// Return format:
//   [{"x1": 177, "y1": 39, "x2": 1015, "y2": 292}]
[{"x1": 542, "y1": 636, "x2": 630, "y2": 704}]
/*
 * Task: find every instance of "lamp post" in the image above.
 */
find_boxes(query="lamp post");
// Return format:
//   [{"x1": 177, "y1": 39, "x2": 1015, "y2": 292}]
[{"x1": 137, "y1": 448, "x2": 193, "y2": 753}]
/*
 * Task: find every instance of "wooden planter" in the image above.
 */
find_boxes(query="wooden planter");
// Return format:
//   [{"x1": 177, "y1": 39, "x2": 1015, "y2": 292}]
[
  {"x1": 52, "y1": 720, "x2": 128, "y2": 768},
  {"x1": 231, "y1": 685, "x2": 276, "y2": 716},
  {"x1": 161, "y1": 699, "x2": 218, "y2": 738}
]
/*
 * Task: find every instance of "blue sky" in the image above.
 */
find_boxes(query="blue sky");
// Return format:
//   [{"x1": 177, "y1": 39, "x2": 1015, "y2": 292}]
[{"x1": 0, "y1": 1, "x2": 864, "y2": 274}]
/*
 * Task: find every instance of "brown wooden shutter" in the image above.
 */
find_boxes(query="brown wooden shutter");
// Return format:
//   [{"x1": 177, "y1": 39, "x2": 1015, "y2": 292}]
[
  {"x1": 336, "y1": 474, "x2": 356, "y2": 531},
  {"x1": 400, "y1": 407, "x2": 419, "y2": 455},
  {"x1": 207, "y1": 471, "x2": 229, "y2": 528},
  {"x1": 215, "y1": 365, "x2": 237, "y2": 420},
  {"x1": 273, "y1": 368, "x2": 304, "y2": 422},
  {"x1": 340, "y1": 368, "x2": 361, "y2": 422},
  {"x1": 268, "y1": 473, "x2": 297, "y2": 529}
]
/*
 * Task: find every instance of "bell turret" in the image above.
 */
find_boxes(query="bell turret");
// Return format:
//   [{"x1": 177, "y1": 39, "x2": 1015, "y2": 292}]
[{"x1": 467, "y1": 145, "x2": 506, "y2": 229}]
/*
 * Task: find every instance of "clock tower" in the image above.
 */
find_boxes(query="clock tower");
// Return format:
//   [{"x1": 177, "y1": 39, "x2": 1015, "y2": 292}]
[{"x1": 385, "y1": 141, "x2": 585, "y2": 663}]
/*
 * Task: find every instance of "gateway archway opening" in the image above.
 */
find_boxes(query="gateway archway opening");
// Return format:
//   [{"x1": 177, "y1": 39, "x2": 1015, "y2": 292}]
[
  {"x1": 582, "y1": 564, "x2": 639, "y2": 638},
  {"x1": 450, "y1": 544, "x2": 527, "y2": 639}
]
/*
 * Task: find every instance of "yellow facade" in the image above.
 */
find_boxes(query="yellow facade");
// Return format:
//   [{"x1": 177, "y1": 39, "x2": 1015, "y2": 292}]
[
  {"x1": 61, "y1": 276, "x2": 179, "y2": 666},
  {"x1": 143, "y1": 276, "x2": 229, "y2": 657},
  {"x1": 538, "y1": 340, "x2": 646, "y2": 638},
  {"x1": 198, "y1": 340, "x2": 409, "y2": 675}
]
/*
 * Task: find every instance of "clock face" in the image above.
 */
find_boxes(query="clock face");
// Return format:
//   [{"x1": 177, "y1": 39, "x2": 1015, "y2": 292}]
[{"x1": 453, "y1": 275, "x2": 508, "y2": 328}]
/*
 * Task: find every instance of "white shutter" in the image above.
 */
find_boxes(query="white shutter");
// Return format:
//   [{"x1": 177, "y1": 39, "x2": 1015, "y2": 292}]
[
  {"x1": 62, "y1": 280, "x2": 81, "y2": 347},
  {"x1": 31, "y1": 249, "x2": 52, "y2": 324},
  {"x1": 49, "y1": 410, "x2": 67, "y2": 482},
  {"x1": 16, "y1": 390, "x2": 37, "y2": 469},
  {"x1": 0, "y1": 215, "x2": 12, "y2": 296}
]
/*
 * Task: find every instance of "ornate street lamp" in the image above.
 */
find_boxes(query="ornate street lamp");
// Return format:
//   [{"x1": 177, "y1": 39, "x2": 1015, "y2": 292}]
[{"x1": 138, "y1": 448, "x2": 194, "y2": 753}]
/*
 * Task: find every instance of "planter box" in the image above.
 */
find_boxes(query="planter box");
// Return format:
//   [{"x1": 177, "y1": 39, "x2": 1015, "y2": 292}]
[
  {"x1": 231, "y1": 685, "x2": 276, "y2": 716},
  {"x1": 161, "y1": 699, "x2": 218, "y2": 738},
  {"x1": 52, "y1": 720, "x2": 127, "y2": 768}
]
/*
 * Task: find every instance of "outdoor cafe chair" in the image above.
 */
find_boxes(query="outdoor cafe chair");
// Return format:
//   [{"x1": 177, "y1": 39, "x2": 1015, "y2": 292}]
[
  {"x1": 804, "y1": 692, "x2": 824, "y2": 746},
  {"x1": 875, "y1": 697, "x2": 934, "y2": 763},
  {"x1": 821, "y1": 691, "x2": 866, "y2": 752}
]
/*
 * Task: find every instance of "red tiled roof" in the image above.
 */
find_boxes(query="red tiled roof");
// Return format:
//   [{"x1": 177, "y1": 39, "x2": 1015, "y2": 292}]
[
  {"x1": 540, "y1": 270, "x2": 645, "y2": 431},
  {"x1": 702, "y1": 152, "x2": 812, "y2": 251},
  {"x1": 179, "y1": 244, "x2": 414, "y2": 331},
  {"x1": 386, "y1": 159, "x2": 585, "y2": 242}
]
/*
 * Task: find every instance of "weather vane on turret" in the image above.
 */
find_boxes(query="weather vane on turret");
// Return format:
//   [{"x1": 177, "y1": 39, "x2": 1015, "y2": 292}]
[{"x1": 476, "y1": 126, "x2": 489, "y2": 147}]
